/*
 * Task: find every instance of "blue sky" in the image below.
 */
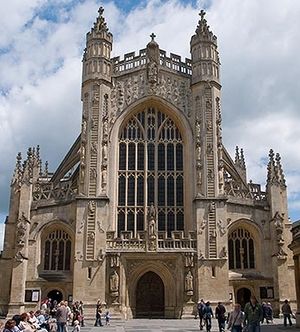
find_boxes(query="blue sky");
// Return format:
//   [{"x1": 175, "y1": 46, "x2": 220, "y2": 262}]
[{"x1": 1, "y1": 0, "x2": 300, "y2": 249}]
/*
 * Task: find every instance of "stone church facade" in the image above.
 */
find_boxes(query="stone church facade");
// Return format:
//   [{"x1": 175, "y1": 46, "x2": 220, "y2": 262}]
[{"x1": 0, "y1": 8, "x2": 296, "y2": 318}]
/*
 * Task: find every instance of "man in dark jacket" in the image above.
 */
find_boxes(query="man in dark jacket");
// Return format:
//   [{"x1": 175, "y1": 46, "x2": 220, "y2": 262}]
[
  {"x1": 215, "y1": 302, "x2": 226, "y2": 332},
  {"x1": 197, "y1": 299, "x2": 206, "y2": 330}
]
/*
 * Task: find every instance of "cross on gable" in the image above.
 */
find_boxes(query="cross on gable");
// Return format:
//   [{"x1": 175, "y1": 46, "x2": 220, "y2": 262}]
[
  {"x1": 98, "y1": 6, "x2": 104, "y2": 16},
  {"x1": 199, "y1": 9, "x2": 206, "y2": 20},
  {"x1": 150, "y1": 33, "x2": 156, "y2": 41}
]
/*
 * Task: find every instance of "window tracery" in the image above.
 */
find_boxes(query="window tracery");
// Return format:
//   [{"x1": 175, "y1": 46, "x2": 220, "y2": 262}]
[
  {"x1": 43, "y1": 229, "x2": 71, "y2": 271},
  {"x1": 117, "y1": 108, "x2": 184, "y2": 238},
  {"x1": 228, "y1": 228, "x2": 255, "y2": 269}
]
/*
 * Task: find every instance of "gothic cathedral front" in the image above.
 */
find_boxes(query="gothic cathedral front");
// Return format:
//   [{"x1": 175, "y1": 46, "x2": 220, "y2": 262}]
[{"x1": 0, "y1": 8, "x2": 296, "y2": 319}]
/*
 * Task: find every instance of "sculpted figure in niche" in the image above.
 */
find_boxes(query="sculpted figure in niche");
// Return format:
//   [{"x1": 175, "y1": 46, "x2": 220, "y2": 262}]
[
  {"x1": 185, "y1": 270, "x2": 193, "y2": 292},
  {"x1": 110, "y1": 270, "x2": 119, "y2": 292},
  {"x1": 102, "y1": 143, "x2": 107, "y2": 161},
  {"x1": 148, "y1": 203, "x2": 157, "y2": 239}
]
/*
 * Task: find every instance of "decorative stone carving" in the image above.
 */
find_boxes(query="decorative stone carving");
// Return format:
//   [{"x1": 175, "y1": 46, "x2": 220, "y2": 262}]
[
  {"x1": 110, "y1": 270, "x2": 119, "y2": 293},
  {"x1": 110, "y1": 73, "x2": 191, "y2": 122},
  {"x1": 198, "y1": 218, "x2": 206, "y2": 234},
  {"x1": 88, "y1": 201, "x2": 96, "y2": 214},
  {"x1": 217, "y1": 219, "x2": 226, "y2": 236},
  {"x1": 110, "y1": 253, "x2": 120, "y2": 268},
  {"x1": 148, "y1": 203, "x2": 157, "y2": 240},
  {"x1": 184, "y1": 253, "x2": 194, "y2": 267},
  {"x1": 87, "y1": 231, "x2": 95, "y2": 246},
  {"x1": 185, "y1": 270, "x2": 193, "y2": 294},
  {"x1": 74, "y1": 251, "x2": 84, "y2": 262},
  {"x1": 219, "y1": 246, "x2": 227, "y2": 258}
]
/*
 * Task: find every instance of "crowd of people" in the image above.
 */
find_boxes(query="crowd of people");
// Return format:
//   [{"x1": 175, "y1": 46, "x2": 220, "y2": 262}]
[
  {"x1": 0, "y1": 296, "x2": 295, "y2": 332},
  {"x1": 0, "y1": 299, "x2": 87, "y2": 332},
  {"x1": 197, "y1": 296, "x2": 294, "y2": 332}
]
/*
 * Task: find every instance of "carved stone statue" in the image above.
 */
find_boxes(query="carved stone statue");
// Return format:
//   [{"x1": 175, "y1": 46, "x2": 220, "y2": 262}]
[
  {"x1": 185, "y1": 270, "x2": 193, "y2": 292},
  {"x1": 110, "y1": 270, "x2": 119, "y2": 292},
  {"x1": 148, "y1": 203, "x2": 157, "y2": 239}
]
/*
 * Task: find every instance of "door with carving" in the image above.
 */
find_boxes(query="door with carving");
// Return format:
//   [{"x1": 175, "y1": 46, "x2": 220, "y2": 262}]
[{"x1": 135, "y1": 271, "x2": 164, "y2": 318}]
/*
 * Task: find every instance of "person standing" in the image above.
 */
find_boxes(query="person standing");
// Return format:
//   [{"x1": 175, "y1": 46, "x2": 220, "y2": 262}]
[
  {"x1": 281, "y1": 299, "x2": 293, "y2": 327},
  {"x1": 197, "y1": 299, "x2": 206, "y2": 330},
  {"x1": 94, "y1": 300, "x2": 103, "y2": 327},
  {"x1": 56, "y1": 301, "x2": 69, "y2": 332},
  {"x1": 215, "y1": 302, "x2": 226, "y2": 332},
  {"x1": 203, "y1": 301, "x2": 213, "y2": 332},
  {"x1": 244, "y1": 296, "x2": 263, "y2": 332},
  {"x1": 265, "y1": 302, "x2": 273, "y2": 324},
  {"x1": 227, "y1": 303, "x2": 244, "y2": 332},
  {"x1": 78, "y1": 301, "x2": 84, "y2": 327}
]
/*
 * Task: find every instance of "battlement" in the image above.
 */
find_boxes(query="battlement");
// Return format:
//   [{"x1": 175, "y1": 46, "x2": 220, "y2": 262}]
[{"x1": 112, "y1": 48, "x2": 192, "y2": 76}]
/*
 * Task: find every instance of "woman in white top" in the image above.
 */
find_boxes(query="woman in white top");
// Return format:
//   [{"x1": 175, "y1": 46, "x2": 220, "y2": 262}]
[{"x1": 227, "y1": 303, "x2": 245, "y2": 332}]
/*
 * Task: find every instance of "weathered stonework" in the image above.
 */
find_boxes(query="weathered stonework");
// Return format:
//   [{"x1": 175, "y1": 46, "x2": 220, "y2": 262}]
[{"x1": 0, "y1": 8, "x2": 296, "y2": 319}]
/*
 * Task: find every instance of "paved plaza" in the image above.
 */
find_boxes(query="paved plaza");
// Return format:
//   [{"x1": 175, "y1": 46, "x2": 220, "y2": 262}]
[{"x1": 80, "y1": 319, "x2": 300, "y2": 332}]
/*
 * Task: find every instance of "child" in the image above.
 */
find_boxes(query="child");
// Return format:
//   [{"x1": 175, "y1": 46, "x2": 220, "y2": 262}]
[
  {"x1": 72, "y1": 320, "x2": 80, "y2": 332},
  {"x1": 48, "y1": 316, "x2": 57, "y2": 332},
  {"x1": 104, "y1": 311, "x2": 111, "y2": 326}
]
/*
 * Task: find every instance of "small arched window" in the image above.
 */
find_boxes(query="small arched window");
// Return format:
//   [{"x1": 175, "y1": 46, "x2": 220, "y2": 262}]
[
  {"x1": 228, "y1": 228, "x2": 255, "y2": 270},
  {"x1": 43, "y1": 229, "x2": 71, "y2": 271}
]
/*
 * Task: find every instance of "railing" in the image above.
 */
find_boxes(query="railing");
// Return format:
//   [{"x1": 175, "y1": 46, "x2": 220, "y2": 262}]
[
  {"x1": 112, "y1": 48, "x2": 192, "y2": 76},
  {"x1": 32, "y1": 180, "x2": 76, "y2": 202},
  {"x1": 106, "y1": 230, "x2": 197, "y2": 252}
]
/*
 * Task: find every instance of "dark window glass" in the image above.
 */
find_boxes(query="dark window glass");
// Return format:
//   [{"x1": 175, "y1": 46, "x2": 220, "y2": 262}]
[
  {"x1": 176, "y1": 144, "x2": 183, "y2": 171},
  {"x1": 235, "y1": 240, "x2": 241, "y2": 269},
  {"x1": 128, "y1": 143, "x2": 136, "y2": 170},
  {"x1": 137, "y1": 211, "x2": 144, "y2": 231},
  {"x1": 137, "y1": 176, "x2": 144, "y2": 206},
  {"x1": 147, "y1": 176, "x2": 154, "y2": 205},
  {"x1": 117, "y1": 211, "x2": 125, "y2": 237},
  {"x1": 148, "y1": 143, "x2": 155, "y2": 170},
  {"x1": 249, "y1": 238, "x2": 255, "y2": 268},
  {"x1": 119, "y1": 143, "x2": 126, "y2": 170},
  {"x1": 58, "y1": 240, "x2": 64, "y2": 270},
  {"x1": 118, "y1": 175, "x2": 125, "y2": 205},
  {"x1": 65, "y1": 240, "x2": 71, "y2": 270},
  {"x1": 44, "y1": 240, "x2": 50, "y2": 270},
  {"x1": 158, "y1": 176, "x2": 165, "y2": 206},
  {"x1": 137, "y1": 143, "x2": 144, "y2": 170},
  {"x1": 167, "y1": 176, "x2": 174, "y2": 205},
  {"x1": 127, "y1": 211, "x2": 134, "y2": 232},
  {"x1": 177, "y1": 211, "x2": 184, "y2": 230},
  {"x1": 176, "y1": 176, "x2": 183, "y2": 206},
  {"x1": 167, "y1": 211, "x2": 175, "y2": 237},
  {"x1": 51, "y1": 241, "x2": 57, "y2": 270},
  {"x1": 167, "y1": 143, "x2": 174, "y2": 170},
  {"x1": 228, "y1": 239, "x2": 234, "y2": 269},
  {"x1": 158, "y1": 211, "x2": 166, "y2": 231},
  {"x1": 158, "y1": 143, "x2": 165, "y2": 171},
  {"x1": 127, "y1": 175, "x2": 135, "y2": 206}
]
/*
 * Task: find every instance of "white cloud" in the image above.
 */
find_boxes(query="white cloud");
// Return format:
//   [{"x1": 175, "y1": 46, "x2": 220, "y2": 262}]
[
  {"x1": 0, "y1": 0, "x2": 300, "y2": 222},
  {"x1": 0, "y1": 222, "x2": 5, "y2": 251}
]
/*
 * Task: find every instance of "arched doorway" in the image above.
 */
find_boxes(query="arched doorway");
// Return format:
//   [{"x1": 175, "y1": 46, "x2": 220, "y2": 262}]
[
  {"x1": 236, "y1": 287, "x2": 251, "y2": 310},
  {"x1": 136, "y1": 271, "x2": 165, "y2": 318},
  {"x1": 47, "y1": 289, "x2": 63, "y2": 305}
]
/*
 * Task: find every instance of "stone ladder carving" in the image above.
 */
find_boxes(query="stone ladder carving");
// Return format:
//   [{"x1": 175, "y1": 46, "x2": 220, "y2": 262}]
[
  {"x1": 89, "y1": 85, "x2": 100, "y2": 196},
  {"x1": 208, "y1": 202, "x2": 217, "y2": 258}
]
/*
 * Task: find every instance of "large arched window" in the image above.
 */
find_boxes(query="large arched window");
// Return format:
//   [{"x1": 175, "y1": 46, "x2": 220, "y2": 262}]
[
  {"x1": 43, "y1": 229, "x2": 71, "y2": 271},
  {"x1": 228, "y1": 228, "x2": 255, "y2": 269},
  {"x1": 117, "y1": 108, "x2": 184, "y2": 238}
]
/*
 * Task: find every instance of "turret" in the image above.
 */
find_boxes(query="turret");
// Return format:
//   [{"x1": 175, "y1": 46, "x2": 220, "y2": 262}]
[
  {"x1": 234, "y1": 146, "x2": 247, "y2": 182},
  {"x1": 190, "y1": 10, "x2": 220, "y2": 86},
  {"x1": 82, "y1": 7, "x2": 113, "y2": 84}
]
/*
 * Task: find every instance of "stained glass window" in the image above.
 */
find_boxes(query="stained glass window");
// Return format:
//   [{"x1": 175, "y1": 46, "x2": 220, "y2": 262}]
[{"x1": 117, "y1": 108, "x2": 184, "y2": 237}]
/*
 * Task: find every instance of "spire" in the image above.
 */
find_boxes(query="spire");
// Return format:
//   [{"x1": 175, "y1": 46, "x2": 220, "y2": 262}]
[
  {"x1": 11, "y1": 152, "x2": 23, "y2": 186},
  {"x1": 267, "y1": 149, "x2": 280, "y2": 187},
  {"x1": 93, "y1": 6, "x2": 109, "y2": 34},
  {"x1": 190, "y1": 9, "x2": 220, "y2": 85},
  {"x1": 194, "y1": 10, "x2": 217, "y2": 45},
  {"x1": 83, "y1": 6, "x2": 113, "y2": 83},
  {"x1": 235, "y1": 146, "x2": 240, "y2": 164},
  {"x1": 275, "y1": 152, "x2": 286, "y2": 187},
  {"x1": 240, "y1": 148, "x2": 246, "y2": 169}
]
